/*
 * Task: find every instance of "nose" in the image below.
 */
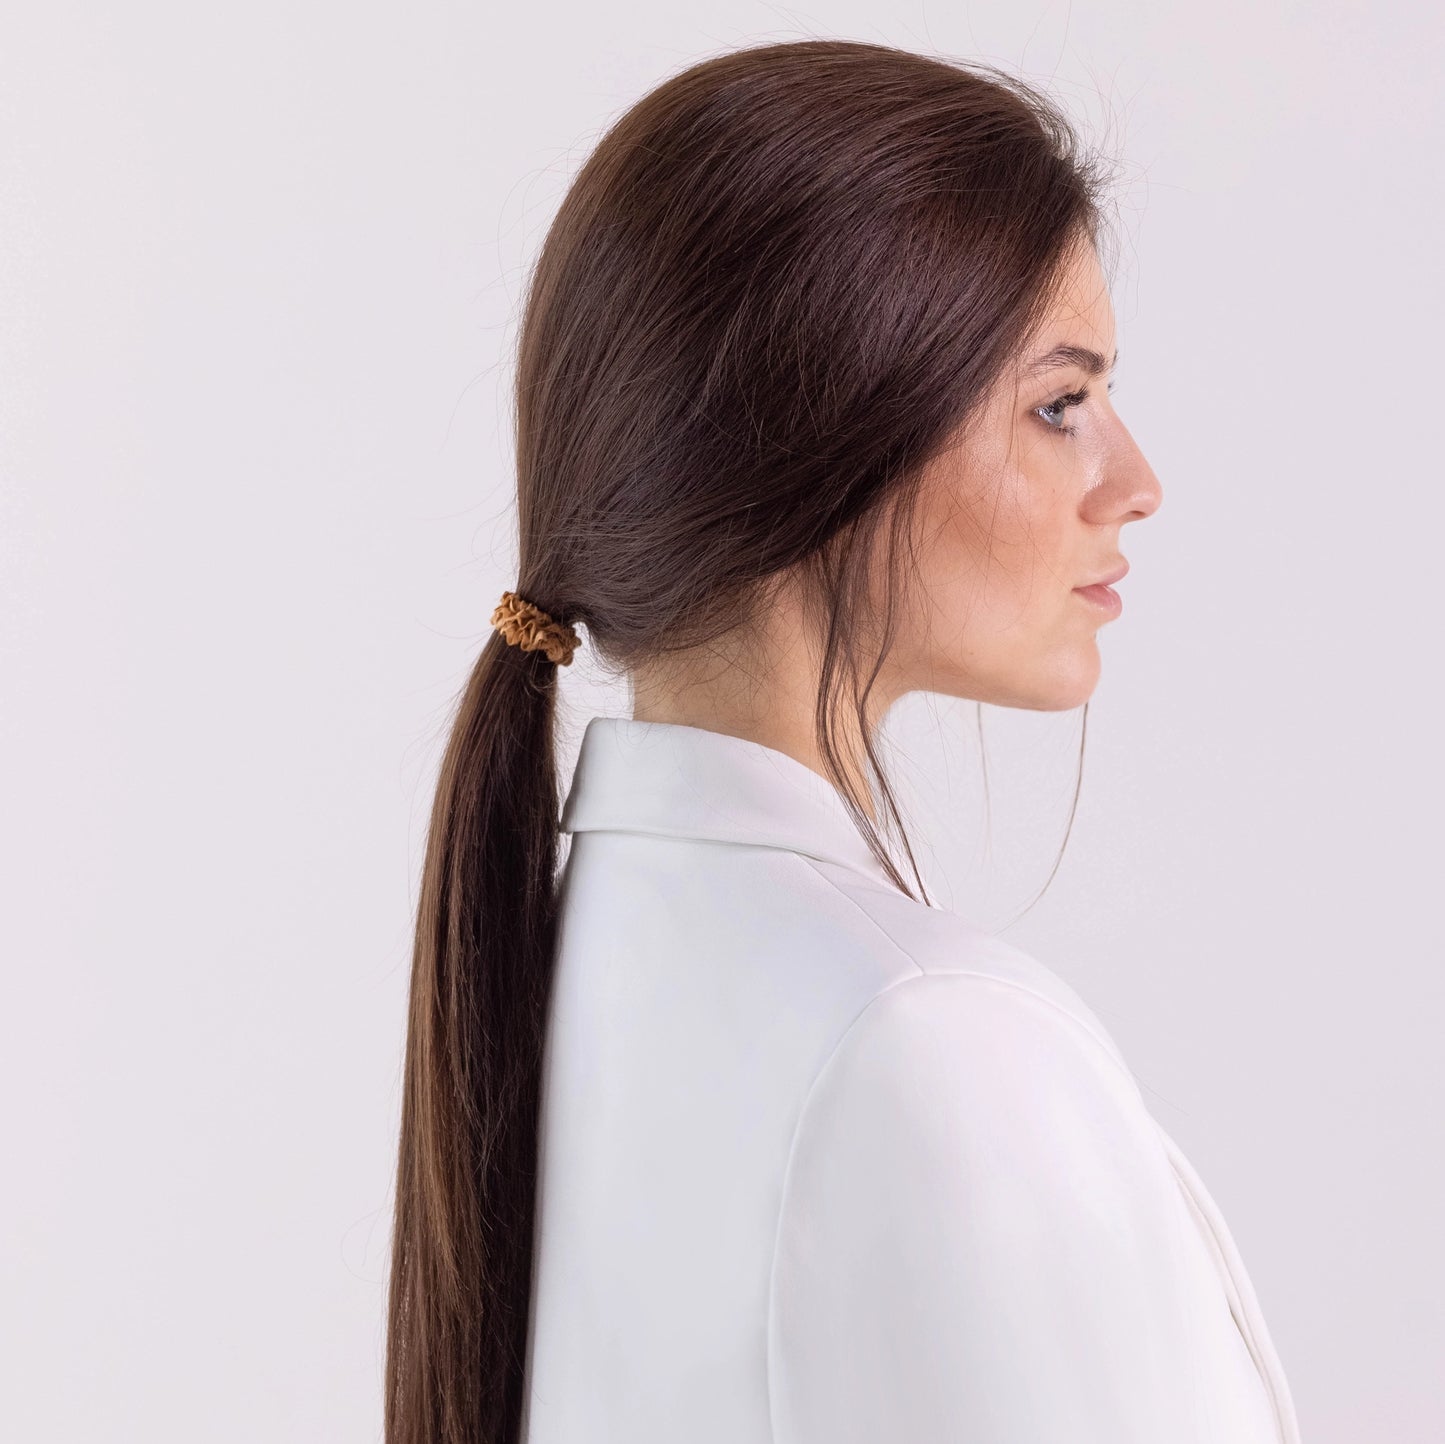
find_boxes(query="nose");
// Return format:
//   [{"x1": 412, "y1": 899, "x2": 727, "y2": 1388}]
[{"x1": 1099, "y1": 416, "x2": 1162, "y2": 524}]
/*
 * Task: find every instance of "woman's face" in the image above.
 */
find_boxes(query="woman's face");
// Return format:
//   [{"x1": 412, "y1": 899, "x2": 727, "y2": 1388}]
[{"x1": 887, "y1": 240, "x2": 1162, "y2": 712}]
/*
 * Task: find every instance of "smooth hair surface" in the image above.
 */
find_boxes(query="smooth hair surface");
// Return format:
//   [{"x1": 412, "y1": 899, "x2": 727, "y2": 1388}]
[{"x1": 385, "y1": 38, "x2": 1113, "y2": 1444}]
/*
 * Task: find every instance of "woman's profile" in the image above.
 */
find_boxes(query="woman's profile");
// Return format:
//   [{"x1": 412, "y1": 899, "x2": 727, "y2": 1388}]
[{"x1": 383, "y1": 38, "x2": 1301, "y2": 1444}]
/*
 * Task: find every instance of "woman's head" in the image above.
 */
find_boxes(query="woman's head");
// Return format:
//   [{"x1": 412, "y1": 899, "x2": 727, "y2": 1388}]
[
  {"x1": 388, "y1": 41, "x2": 1144, "y2": 1444},
  {"x1": 511, "y1": 39, "x2": 1146, "y2": 825}
]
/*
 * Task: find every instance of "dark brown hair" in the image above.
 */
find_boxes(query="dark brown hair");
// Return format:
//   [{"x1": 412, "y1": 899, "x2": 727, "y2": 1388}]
[{"x1": 385, "y1": 38, "x2": 1114, "y2": 1443}]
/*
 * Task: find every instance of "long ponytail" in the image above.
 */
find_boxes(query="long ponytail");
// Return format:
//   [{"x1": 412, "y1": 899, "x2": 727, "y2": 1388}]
[{"x1": 384, "y1": 619, "x2": 571, "y2": 1443}]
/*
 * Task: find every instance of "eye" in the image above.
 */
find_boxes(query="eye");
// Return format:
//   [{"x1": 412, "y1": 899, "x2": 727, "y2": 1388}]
[
  {"x1": 1033, "y1": 378, "x2": 1116, "y2": 436},
  {"x1": 1035, "y1": 387, "x2": 1088, "y2": 433}
]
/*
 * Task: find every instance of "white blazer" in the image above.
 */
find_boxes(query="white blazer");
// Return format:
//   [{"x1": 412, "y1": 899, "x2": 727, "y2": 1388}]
[{"x1": 520, "y1": 715, "x2": 1301, "y2": 1443}]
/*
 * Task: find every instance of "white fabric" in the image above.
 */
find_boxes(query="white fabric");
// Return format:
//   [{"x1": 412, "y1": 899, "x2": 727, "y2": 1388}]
[{"x1": 519, "y1": 715, "x2": 1301, "y2": 1443}]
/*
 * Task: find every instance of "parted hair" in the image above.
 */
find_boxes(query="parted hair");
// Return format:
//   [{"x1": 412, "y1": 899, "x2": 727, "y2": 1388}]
[{"x1": 384, "y1": 38, "x2": 1114, "y2": 1444}]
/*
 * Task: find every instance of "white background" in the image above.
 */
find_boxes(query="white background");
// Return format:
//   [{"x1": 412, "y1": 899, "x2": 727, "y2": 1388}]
[{"x1": 2, "y1": 3, "x2": 1440, "y2": 1439}]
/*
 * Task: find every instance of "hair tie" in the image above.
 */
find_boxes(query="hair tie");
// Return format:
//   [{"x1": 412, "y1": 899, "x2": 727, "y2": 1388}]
[{"x1": 490, "y1": 590, "x2": 581, "y2": 666}]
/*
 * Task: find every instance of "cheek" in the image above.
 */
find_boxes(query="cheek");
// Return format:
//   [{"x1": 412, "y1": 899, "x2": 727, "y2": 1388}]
[
  {"x1": 930, "y1": 474, "x2": 1072, "y2": 629},
  {"x1": 897, "y1": 439, "x2": 1084, "y2": 651},
  {"x1": 885, "y1": 424, "x2": 1105, "y2": 707},
  {"x1": 915, "y1": 540, "x2": 1088, "y2": 715}
]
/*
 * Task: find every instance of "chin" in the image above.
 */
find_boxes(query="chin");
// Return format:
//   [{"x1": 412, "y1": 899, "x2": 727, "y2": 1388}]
[
  {"x1": 935, "y1": 640, "x2": 1102, "y2": 712},
  {"x1": 901, "y1": 635, "x2": 1103, "y2": 714},
  {"x1": 1028, "y1": 641, "x2": 1103, "y2": 710}
]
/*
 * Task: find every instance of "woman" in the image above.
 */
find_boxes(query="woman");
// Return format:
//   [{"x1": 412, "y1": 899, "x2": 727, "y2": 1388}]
[{"x1": 384, "y1": 39, "x2": 1302, "y2": 1444}]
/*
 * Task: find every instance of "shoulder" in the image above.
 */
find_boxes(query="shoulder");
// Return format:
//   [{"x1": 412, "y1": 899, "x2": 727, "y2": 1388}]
[
  {"x1": 774, "y1": 867, "x2": 1170, "y2": 1268},
  {"x1": 785, "y1": 965, "x2": 1158, "y2": 1211},
  {"x1": 767, "y1": 895, "x2": 1221, "y2": 1441},
  {"x1": 800, "y1": 855, "x2": 1133, "y2": 1080}
]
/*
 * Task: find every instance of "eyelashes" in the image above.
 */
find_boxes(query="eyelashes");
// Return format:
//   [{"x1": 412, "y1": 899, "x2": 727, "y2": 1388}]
[
  {"x1": 1035, "y1": 387, "x2": 1090, "y2": 434},
  {"x1": 1034, "y1": 378, "x2": 1117, "y2": 437}
]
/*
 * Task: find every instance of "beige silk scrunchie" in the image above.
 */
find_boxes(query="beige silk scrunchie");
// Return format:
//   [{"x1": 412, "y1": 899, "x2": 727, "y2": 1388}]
[{"x1": 490, "y1": 590, "x2": 581, "y2": 666}]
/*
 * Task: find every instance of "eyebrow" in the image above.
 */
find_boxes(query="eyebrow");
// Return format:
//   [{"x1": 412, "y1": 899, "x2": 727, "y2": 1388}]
[{"x1": 1024, "y1": 344, "x2": 1119, "y2": 378}]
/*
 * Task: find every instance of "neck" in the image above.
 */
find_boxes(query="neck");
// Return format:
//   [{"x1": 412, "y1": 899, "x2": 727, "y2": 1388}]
[{"x1": 628, "y1": 599, "x2": 892, "y2": 825}]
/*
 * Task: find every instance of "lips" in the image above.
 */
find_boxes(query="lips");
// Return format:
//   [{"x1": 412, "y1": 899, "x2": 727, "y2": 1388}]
[{"x1": 1078, "y1": 560, "x2": 1128, "y2": 588}]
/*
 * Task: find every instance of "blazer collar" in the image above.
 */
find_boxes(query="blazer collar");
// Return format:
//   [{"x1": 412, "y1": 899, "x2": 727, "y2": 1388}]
[{"x1": 559, "y1": 715, "x2": 907, "y2": 892}]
